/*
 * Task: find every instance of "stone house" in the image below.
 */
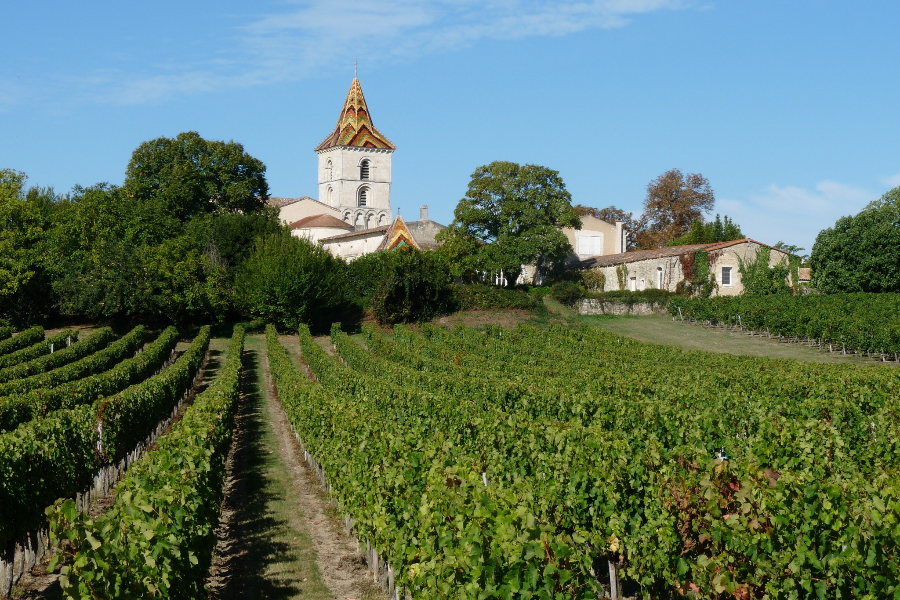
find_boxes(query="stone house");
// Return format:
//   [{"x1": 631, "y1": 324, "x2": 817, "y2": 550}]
[{"x1": 579, "y1": 238, "x2": 793, "y2": 296}]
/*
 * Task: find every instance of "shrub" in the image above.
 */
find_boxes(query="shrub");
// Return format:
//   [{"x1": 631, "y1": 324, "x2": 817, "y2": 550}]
[
  {"x1": 451, "y1": 283, "x2": 543, "y2": 312},
  {"x1": 371, "y1": 249, "x2": 452, "y2": 325},
  {"x1": 235, "y1": 230, "x2": 349, "y2": 331},
  {"x1": 580, "y1": 269, "x2": 606, "y2": 292},
  {"x1": 550, "y1": 281, "x2": 584, "y2": 306},
  {"x1": 346, "y1": 251, "x2": 397, "y2": 308}
]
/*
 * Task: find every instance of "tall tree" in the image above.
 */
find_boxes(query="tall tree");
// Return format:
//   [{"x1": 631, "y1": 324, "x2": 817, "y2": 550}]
[
  {"x1": 638, "y1": 169, "x2": 715, "y2": 249},
  {"x1": 668, "y1": 214, "x2": 743, "y2": 246},
  {"x1": 436, "y1": 161, "x2": 581, "y2": 284},
  {"x1": 125, "y1": 131, "x2": 269, "y2": 221},
  {"x1": 0, "y1": 170, "x2": 57, "y2": 325},
  {"x1": 810, "y1": 186, "x2": 900, "y2": 293},
  {"x1": 573, "y1": 204, "x2": 641, "y2": 251}
]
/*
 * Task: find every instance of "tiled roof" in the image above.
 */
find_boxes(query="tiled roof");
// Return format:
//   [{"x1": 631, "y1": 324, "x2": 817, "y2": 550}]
[
  {"x1": 319, "y1": 224, "x2": 391, "y2": 243},
  {"x1": 289, "y1": 214, "x2": 354, "y2": 230},
  {"x1": 580, "y1": 238, "x2": 791, "y2": 268},
  {"x1": 798, "y1": 267, "x2": 811, "y2": 281},
  {"x1": 316, "y1": 78, "x2": 395, "y2": 151},
  {"x1": 376, "y1": 215, "x2": 420, "y2": 252},
  {"x1": 266, "y1": 196, "x2": 317, "y2": 208},
  {"x1": 580, "y1": 243, "x2": 713, "y2": 268}
]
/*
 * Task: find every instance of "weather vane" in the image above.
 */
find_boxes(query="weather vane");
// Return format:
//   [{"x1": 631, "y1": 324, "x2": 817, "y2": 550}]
[{"x1": 354, "y1": 60, "x2": 358, "y2": 79}]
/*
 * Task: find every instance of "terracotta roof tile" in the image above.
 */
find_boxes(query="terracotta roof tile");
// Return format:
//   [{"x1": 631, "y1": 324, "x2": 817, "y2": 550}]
[
  {"x1": 580, "y1": 238, "x2": 790, "y2": 268},
  {"x1": 266, "y1": 196, "x2": 317, "y2": 208},
  {"x1": 319, "y1": 224, "x2": 391, "y2": 243},
  {"x1": 289, "y1": 214, "x2": 354, "y2": 230}
]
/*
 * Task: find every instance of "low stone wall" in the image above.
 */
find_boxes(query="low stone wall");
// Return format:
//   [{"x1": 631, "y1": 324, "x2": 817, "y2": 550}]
[{"x1": 578, "y1": 299, "x2": 668, "y2": 316}]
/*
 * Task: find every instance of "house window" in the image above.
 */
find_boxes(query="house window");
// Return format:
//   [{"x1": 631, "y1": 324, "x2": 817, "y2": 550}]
[
  {"x1": 358, "y1": 187, "x2": 368, "y2": 207},
  {"x1": 360, "y1": 160, "x2": 370, "y2": 180},
  {"x1": 577, "y1": 234, "x2": 603, "y2": 257},
  {"x1": 629, "y1": 277, "x2": 636, "y2": 291},
  {"x1": 639, "y1": 278, "x2": 645, "y2": 290},
  {"x1": 721, "y1": 266, "x2": 732, "y2": 286},
  {"x1": 657, "y1": 267, "x2": 663, "y2": 289}
]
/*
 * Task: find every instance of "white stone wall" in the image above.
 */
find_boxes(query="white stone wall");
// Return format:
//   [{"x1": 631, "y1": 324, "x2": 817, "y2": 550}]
[
  {"x1": 595, "y1": 257, "x2": 684, "y2": 292},
  {"x1": 321, "y1": 231, "x2": 386, "y2": 261},
  {"x1": 278, "y1": 198, "x2": 341, "y2": 225},
  {"x1": 317, "y1": 146, "x2": 393, "y2": 215},
  {"x1": 588, "y1": 241, "x2": 792, "y2": 295},
  {"x1": 291, "y1": 226, "x2": 353, "y2": 244},
  {"x1": 711, "y1": 240, "x2": 791, "y2": 296}
]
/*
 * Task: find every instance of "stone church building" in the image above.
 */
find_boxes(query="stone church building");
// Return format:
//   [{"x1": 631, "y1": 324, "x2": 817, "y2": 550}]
[{"x1": 268, "y1": 77, "x2": 445, "y2": 260}]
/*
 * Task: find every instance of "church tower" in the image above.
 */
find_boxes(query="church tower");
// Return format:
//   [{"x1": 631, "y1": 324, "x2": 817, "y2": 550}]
[{"x1": 316, "y1": 78, "x2": 394, "y2": 230}]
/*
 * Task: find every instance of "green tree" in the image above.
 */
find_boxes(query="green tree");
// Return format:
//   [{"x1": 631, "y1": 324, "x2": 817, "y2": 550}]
[
  {"x1": 124, "y1": 131, "x2": 269, "y2": 221},
  {"x1": 436, "y1": 161, "x2": 581, "y2": 284},
  {"x1": 48, "y1": 183, "x2": 279, "y2": 324},
  {"x1": 668, "y1": 214, "x2": 743, "y2": 246},
  {"x1": 810, "y1": 186, "x2": 900, "y2": 293},
  {"x1": 737, "y1": 246, "x2": 791, "y2": 296},
  {"x1": 370, "y1": 249, "x2": 452, "y2": 325},
  {"x1": 0, "y1": 170, "x2": 57, "y2": 325},
  {"x1": 234, "y1": 231, "x2": 350, "y2": 331}
]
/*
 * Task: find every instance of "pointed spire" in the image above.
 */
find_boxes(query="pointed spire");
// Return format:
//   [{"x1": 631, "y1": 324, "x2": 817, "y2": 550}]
[{"x1": 316, "y1": 78, "x2": 395, "y2": 151}]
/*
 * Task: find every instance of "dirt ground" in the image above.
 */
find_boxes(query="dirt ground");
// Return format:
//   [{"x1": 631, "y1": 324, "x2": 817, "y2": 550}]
[{"x1": 208, "y1": 334, "x2": 382, "y2": 600}]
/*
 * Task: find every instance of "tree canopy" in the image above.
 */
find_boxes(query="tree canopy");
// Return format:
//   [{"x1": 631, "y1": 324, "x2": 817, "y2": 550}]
[
  {"x1": 124, "y1": 131, "x2": 269, "y2": 221},
  {"x1": 436, "y1": 161, "x2": 581, "y2": 284},
  {"x1": 810, "y1": 186, "x2": 900, "y2": 293},
  {"x1": 668, "y1": 214, "x2": 743, "y2": 246},
  {"x1": 638, "y1": 169, "x2": 715, "y2": 249},
  {"x1": 0, "y1": 170, "x2": 57, "y2": 325}
]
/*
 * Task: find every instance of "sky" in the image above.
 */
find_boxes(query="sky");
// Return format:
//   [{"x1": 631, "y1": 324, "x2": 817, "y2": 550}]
[{"x1": 2, "y1": 1, "x2": 899, "y2": 254}]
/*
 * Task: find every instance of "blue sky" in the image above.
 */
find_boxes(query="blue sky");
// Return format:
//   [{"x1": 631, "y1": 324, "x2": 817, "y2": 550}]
[{"x1": 2, "y1": 1, "x2": 899, "y2": 253}]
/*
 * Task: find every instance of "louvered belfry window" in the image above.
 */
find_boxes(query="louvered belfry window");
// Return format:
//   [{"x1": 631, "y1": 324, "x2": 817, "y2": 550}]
[
  {"x1": 360, "y1": 160, "x2": 370, "y2": 180},
  {"x1": 358, "y1": 188, "x2": 368, "y2": 207}
]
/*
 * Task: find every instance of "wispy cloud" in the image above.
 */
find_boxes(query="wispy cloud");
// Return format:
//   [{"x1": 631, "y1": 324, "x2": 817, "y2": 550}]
[
  {"x1": 882, "y1": 172, "x2": 900, "y2": 188},
  {"x1": 0, "y1": 79, "x2": 28, "y2": 113},
  {"x1": 18, "y1": 0, "x2": 695, "y2": 108},
  {"x1": 717, "y1": 180, "x2": 875, "y2": 253}
]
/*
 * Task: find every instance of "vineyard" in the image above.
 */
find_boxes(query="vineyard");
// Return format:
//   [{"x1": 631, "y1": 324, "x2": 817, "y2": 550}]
[
  {"x1": 267, "y1": 321, "x2": 900, "y2": 599},
  {"x1": 669, "y1": 293, "x2": 900, "y2": 357},
  {"x1": 0, "y1": 314, "x2": 896, "y2": 599},
  {"x1": 0, "y1": 324, "x2": 221, "y2": 596}
]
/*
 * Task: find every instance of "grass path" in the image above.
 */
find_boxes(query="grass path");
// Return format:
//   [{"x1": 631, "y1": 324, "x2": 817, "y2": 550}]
[
  {"x1": 208, "y1": 333, "x2": 380, "y2": 600},
  {"x1": 586, "y1": 314, "x2": 887, "y2": 365}
]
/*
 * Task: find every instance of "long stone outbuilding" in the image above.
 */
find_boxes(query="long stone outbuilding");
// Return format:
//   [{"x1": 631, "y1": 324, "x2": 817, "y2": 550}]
[{"x1": 579, "y1": 238, "x2": 794, "y2": 295}]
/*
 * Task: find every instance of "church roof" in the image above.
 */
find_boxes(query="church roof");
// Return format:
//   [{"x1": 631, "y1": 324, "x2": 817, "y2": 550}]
[
  {"x1": 315, "y1": 78, "x2": 396, "y2": 152},
  {"x1": 319, "y1": 224, "x2": 391, "y2": 243},
  {"x1": 289, "y1": 214, "x2": 354, "y2": 230},
  {"x1": 376, "y1": 215, "x2": 420, "y2": 252}
]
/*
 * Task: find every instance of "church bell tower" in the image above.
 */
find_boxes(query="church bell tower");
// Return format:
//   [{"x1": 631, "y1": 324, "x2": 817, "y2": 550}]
[{"x1": 315, "y1": 78, "x2": 394, "y2": 230}]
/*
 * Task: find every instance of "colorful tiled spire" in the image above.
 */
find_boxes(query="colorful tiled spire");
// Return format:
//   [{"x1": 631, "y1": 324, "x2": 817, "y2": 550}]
[{"x1": 315, "y1": 78, "x2": 395, "y2": 151}]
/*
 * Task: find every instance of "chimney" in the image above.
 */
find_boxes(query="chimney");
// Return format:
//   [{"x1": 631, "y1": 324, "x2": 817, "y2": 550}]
[
  {"x1": 614, "y1": 221, "x2": 624, "y2": 253},
  {"x1": 420, "y1": 205, "x2": 429, "y2": 221}
]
